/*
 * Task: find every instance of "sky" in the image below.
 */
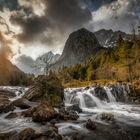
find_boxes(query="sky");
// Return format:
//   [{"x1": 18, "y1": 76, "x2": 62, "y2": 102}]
[{"x1": 0, "y1": 0, "x2": 140, "y2": 70}]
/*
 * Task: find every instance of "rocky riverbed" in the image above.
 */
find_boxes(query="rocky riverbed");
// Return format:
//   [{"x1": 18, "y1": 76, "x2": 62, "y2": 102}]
[{"x1": 0, "y1": 75, "x2": 140, "y2": 140}]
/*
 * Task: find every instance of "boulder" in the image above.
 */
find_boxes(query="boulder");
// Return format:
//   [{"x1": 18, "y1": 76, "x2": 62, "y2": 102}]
[
  {"x1": 94, "y1": 86, "x2": 108, "y2": 101},
  {"x1": 66, "y1": 104, "x2": 82, "y2": 113},
  {"x1": 14, "y1": 128, "x2": 36, "y2": 140},
  {"x1": 0, "y1": 95, "x2": 15, "y2": 113},
  {"x1": 5, "y1": 112, "x2": 18, "y2": 119},
  {"x1": 101, "y1": 113, "x2": 115, "y2": 123},
  {"x1": 12, "y1": 98, "x2": 34, "y2": 109},
  {"x1": 23, "y1": 75, "x2": 64, "y2": 106},
  {"x1": 58, "y1": 108, "x2": 79, "y2": 121},
  {"x1": 0, "y1": 125, "x2": 64, "y2": 140},
  {"x1": 85, "y1": 119, "x2": 96, "y2": 130},
  {"x1": 0, "y1": 89, "x2": 16, "y2": 98},
  {"x1": 0, "y1": 130, "x2": 17, "y2": 140},
  {"x1": 31, "y1": 102, "x2": 57, "y2": 122}
]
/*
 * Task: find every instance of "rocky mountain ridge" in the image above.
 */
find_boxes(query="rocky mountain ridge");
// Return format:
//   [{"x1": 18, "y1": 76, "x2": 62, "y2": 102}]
[
  {"x1": 50, "y1": 28, "x2": 103, "y2": 69},
  {"x1": 94, "y1": 29, "x2": 130, "y2": 48}
]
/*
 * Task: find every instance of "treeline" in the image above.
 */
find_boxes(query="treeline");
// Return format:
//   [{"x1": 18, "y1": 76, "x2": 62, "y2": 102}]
[{"x1": 57, "y1": 36, "x2": 140, "y2": 83}]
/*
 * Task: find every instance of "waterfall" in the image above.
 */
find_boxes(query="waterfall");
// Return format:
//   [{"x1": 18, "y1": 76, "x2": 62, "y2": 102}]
[
  {"x1": 64, "y1": 88, "x2": 104, "y2": 109},
  {"x1": 77, "y1": 92, "x2": 87, "y2": 108},
  {"x1": 64, "y1": 84, "x2": 131, "y2": 109},
  {"x1": 85, "y1": 89, "x2": 103, "y2": 108},
  {"x1": 104, "y1": 87, "x2": 116, "y2": 102}
]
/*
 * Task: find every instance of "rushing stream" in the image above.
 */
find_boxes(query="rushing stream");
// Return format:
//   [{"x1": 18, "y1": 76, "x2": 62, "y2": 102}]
[
  {"x1": 64, "y1": 87, "x2": 140, "y2": 126},
  {"x1": 0, "y1": 85, "x2": 140, "y2": 139}
]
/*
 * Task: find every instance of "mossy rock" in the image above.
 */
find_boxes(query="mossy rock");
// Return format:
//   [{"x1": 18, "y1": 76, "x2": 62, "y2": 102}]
[{"x1": 23, "y1": 74, "x2": 64, "y2": 106}]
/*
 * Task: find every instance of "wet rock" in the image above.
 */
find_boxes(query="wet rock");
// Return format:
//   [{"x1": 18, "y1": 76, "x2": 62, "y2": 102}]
[
  {"x1": 0, "y1": 89, "x2": 16, "y2": 98},
  {"x1": 14, "y1": 128, "x2": 36, "y2": 140},
  {"x1": 5, "y1": 112, "x2": 18, "y2": 119},
  {"x1": 0, "y1": 130, "x2": 17, "y2": 140},
  {"x1": 0, "y1": 95, "x2": 15, "y2": 113},
  {"x1": 22, "y1": 75, "x2": 64, "y2": 106},
  {"x1": 12, "y1": 98, "x2": 32, "y2": 109},
  {"x1": 85, "y1": 119, "x2": 96, "y2": 130},
  {"x1": 0, "y1": 125, "x2": 64, "y2": 140},
  {"x1": 22, "y1": 108, "x2": 33, "y2": 117},
  {"x1": 39, "y1": 125, "x2": 62, "y2": 140},
  {"x1": 66, "y1": 104, "x2": 82, "y2": 113},
  {"x1": 31, "y1": 102, "x2": 57, "y2": 122},
  {"x1": 101, "y1": 113, "x2": 115, "y2": 123},
  {"x1": 58, "y1": 108, "x2": 79, "y2": 121},
  {"x1": 94, "y1": 86, "x2": 108, "y2": 101}
]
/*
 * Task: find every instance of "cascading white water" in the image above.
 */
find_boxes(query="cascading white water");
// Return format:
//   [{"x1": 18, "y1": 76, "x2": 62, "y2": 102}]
[
  {"x1": 64, "y1": 88, "x2": 104, "y2": 109},
  {"x1": 104, "y1": 86, "x2": 116, "y2": 102},
  {"x1": 77, "y1": 92, "x2": 87, "y2": 108},
  {"x1": 85, "y1": 89, "x2": 103, "y2": 108},
  {"x1": 64, "y1": 86, "x2": 140, "y2": 127}
]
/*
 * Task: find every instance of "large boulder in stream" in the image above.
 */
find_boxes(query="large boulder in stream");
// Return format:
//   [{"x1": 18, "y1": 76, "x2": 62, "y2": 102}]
[
  {"x1": 31, "y1": 101, "x2": 57, "y2": 122},
  {"x1": 0, "y1": 89, "x2": 16, "y2": 98},
  {"x1": 22, "y1": 74, "x2": 64, "y2": 106},
  {"x1": 66, "y1": 104, "x2": 82, "y2": 113},
  {"x1": 23, "y1": 102, "x2": 79, "y2": 122},
  {"x1": 12, "y1": 98, "x2": 38, "y2": 109},
  {"x1": 0, "y1": 94, "x2": 15, "y2": 113},
  {"x1": 85, "y1": 119, "x2": 96, "y2": 130}
]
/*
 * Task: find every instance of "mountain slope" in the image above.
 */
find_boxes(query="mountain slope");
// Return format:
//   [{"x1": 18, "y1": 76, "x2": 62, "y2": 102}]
[
  {"x1": 50, "y1": 28, "x2": 102, "y2": 69},
  {"x1": 36, "y1": 51, "x2": 60, "y2": 66},
  {"x1": 58, "y1": 38, "x2": 140, "y2": 82},
  {"x1": 94, "y1": 29, "x2": 131, "y2": 48},
  {"x1": 35, "y1": 51, "x2": 60, "y2": 74},
  {"x1": 0, "y1": 58, "x2": 26, "y2": 85}
]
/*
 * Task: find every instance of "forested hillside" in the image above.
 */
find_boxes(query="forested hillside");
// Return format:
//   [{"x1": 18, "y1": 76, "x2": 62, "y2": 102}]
[{"x1": 58, "y1": 37, "x2": 140, "y2": 83}]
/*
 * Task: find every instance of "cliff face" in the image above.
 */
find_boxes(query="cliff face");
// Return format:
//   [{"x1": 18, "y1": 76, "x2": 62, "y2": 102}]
[
  {"x1": 50, "y1": 28, "x2": 102, "y2": 69},
  {"x1": 58, "y1": 38, "x2": 140, "y2": 83}
]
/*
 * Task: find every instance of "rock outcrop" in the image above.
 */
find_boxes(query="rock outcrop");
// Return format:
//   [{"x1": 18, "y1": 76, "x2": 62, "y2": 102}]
[
  {"x1": 0, "y1": 94, "x2": 15, "y2": 113},
  {"x1": 50, "y1": 28, "x2": 102, "y2": 69},
  {"x1": 23, "y1": 74, "x2": 64, "y2": 106}
]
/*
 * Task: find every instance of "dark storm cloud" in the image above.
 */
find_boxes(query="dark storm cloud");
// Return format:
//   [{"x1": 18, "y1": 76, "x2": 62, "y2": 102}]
[
  {"x1": 1, "y1": 0, "x2": 140, "y2": 46},
  {"x1": 0, "y1": 0, "x2": 18, "y2": 11},
  {"x1": 9, "y1": 0, "x2": 92, "y2": 44},
  {"x1": 10, "y1": 7, "x2": 50, "y2": 43}
]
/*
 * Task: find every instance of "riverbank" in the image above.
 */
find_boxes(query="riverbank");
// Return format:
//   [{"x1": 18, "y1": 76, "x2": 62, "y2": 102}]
[{"x1": 0, "y1": 75, "x2": 140, "y2": 140}]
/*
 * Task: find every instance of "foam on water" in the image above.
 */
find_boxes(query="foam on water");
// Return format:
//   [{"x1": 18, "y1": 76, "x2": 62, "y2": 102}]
[{"x1": 64, "y1": 86, "x2": 140, "y2": 126}]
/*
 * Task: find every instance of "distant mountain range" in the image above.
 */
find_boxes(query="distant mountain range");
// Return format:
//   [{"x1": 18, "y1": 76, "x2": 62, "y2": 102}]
[
  {"x1": 94, "y1": 29, "x2": 131, "y2": 48},
  {"x1": 50, "y1": 28, "x2": 102, "y2": 69},
  {"x1": 13, "y1": 28, "x2": 131, "y2": 75},
  {"x1": 50, "y1": 28, "x2": 130, "y2": 70},
  {"x1": 35, "y1": 51, "x2": 60, "y2": 74}
]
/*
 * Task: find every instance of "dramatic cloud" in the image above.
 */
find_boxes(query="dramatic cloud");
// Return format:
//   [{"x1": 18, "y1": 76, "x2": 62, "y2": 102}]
[
  {"x1": 91, "y1": 0, "x2": 140, "y2": 33},
  {"x1": 12, "y1": 54, "x2": 36, "y2": 73},
  {"x1": 0, "y1": 0, "x2": 140, "y2": 74},
  {"x1": 1, "y1": 0, "x2": 140, "y2": 47},
  {"x1": 0, "y1": 0, "x2": 140, "y2": 56},
  {"x1": 9, "y1": 0, "x2": 92, "y2": 45}
]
